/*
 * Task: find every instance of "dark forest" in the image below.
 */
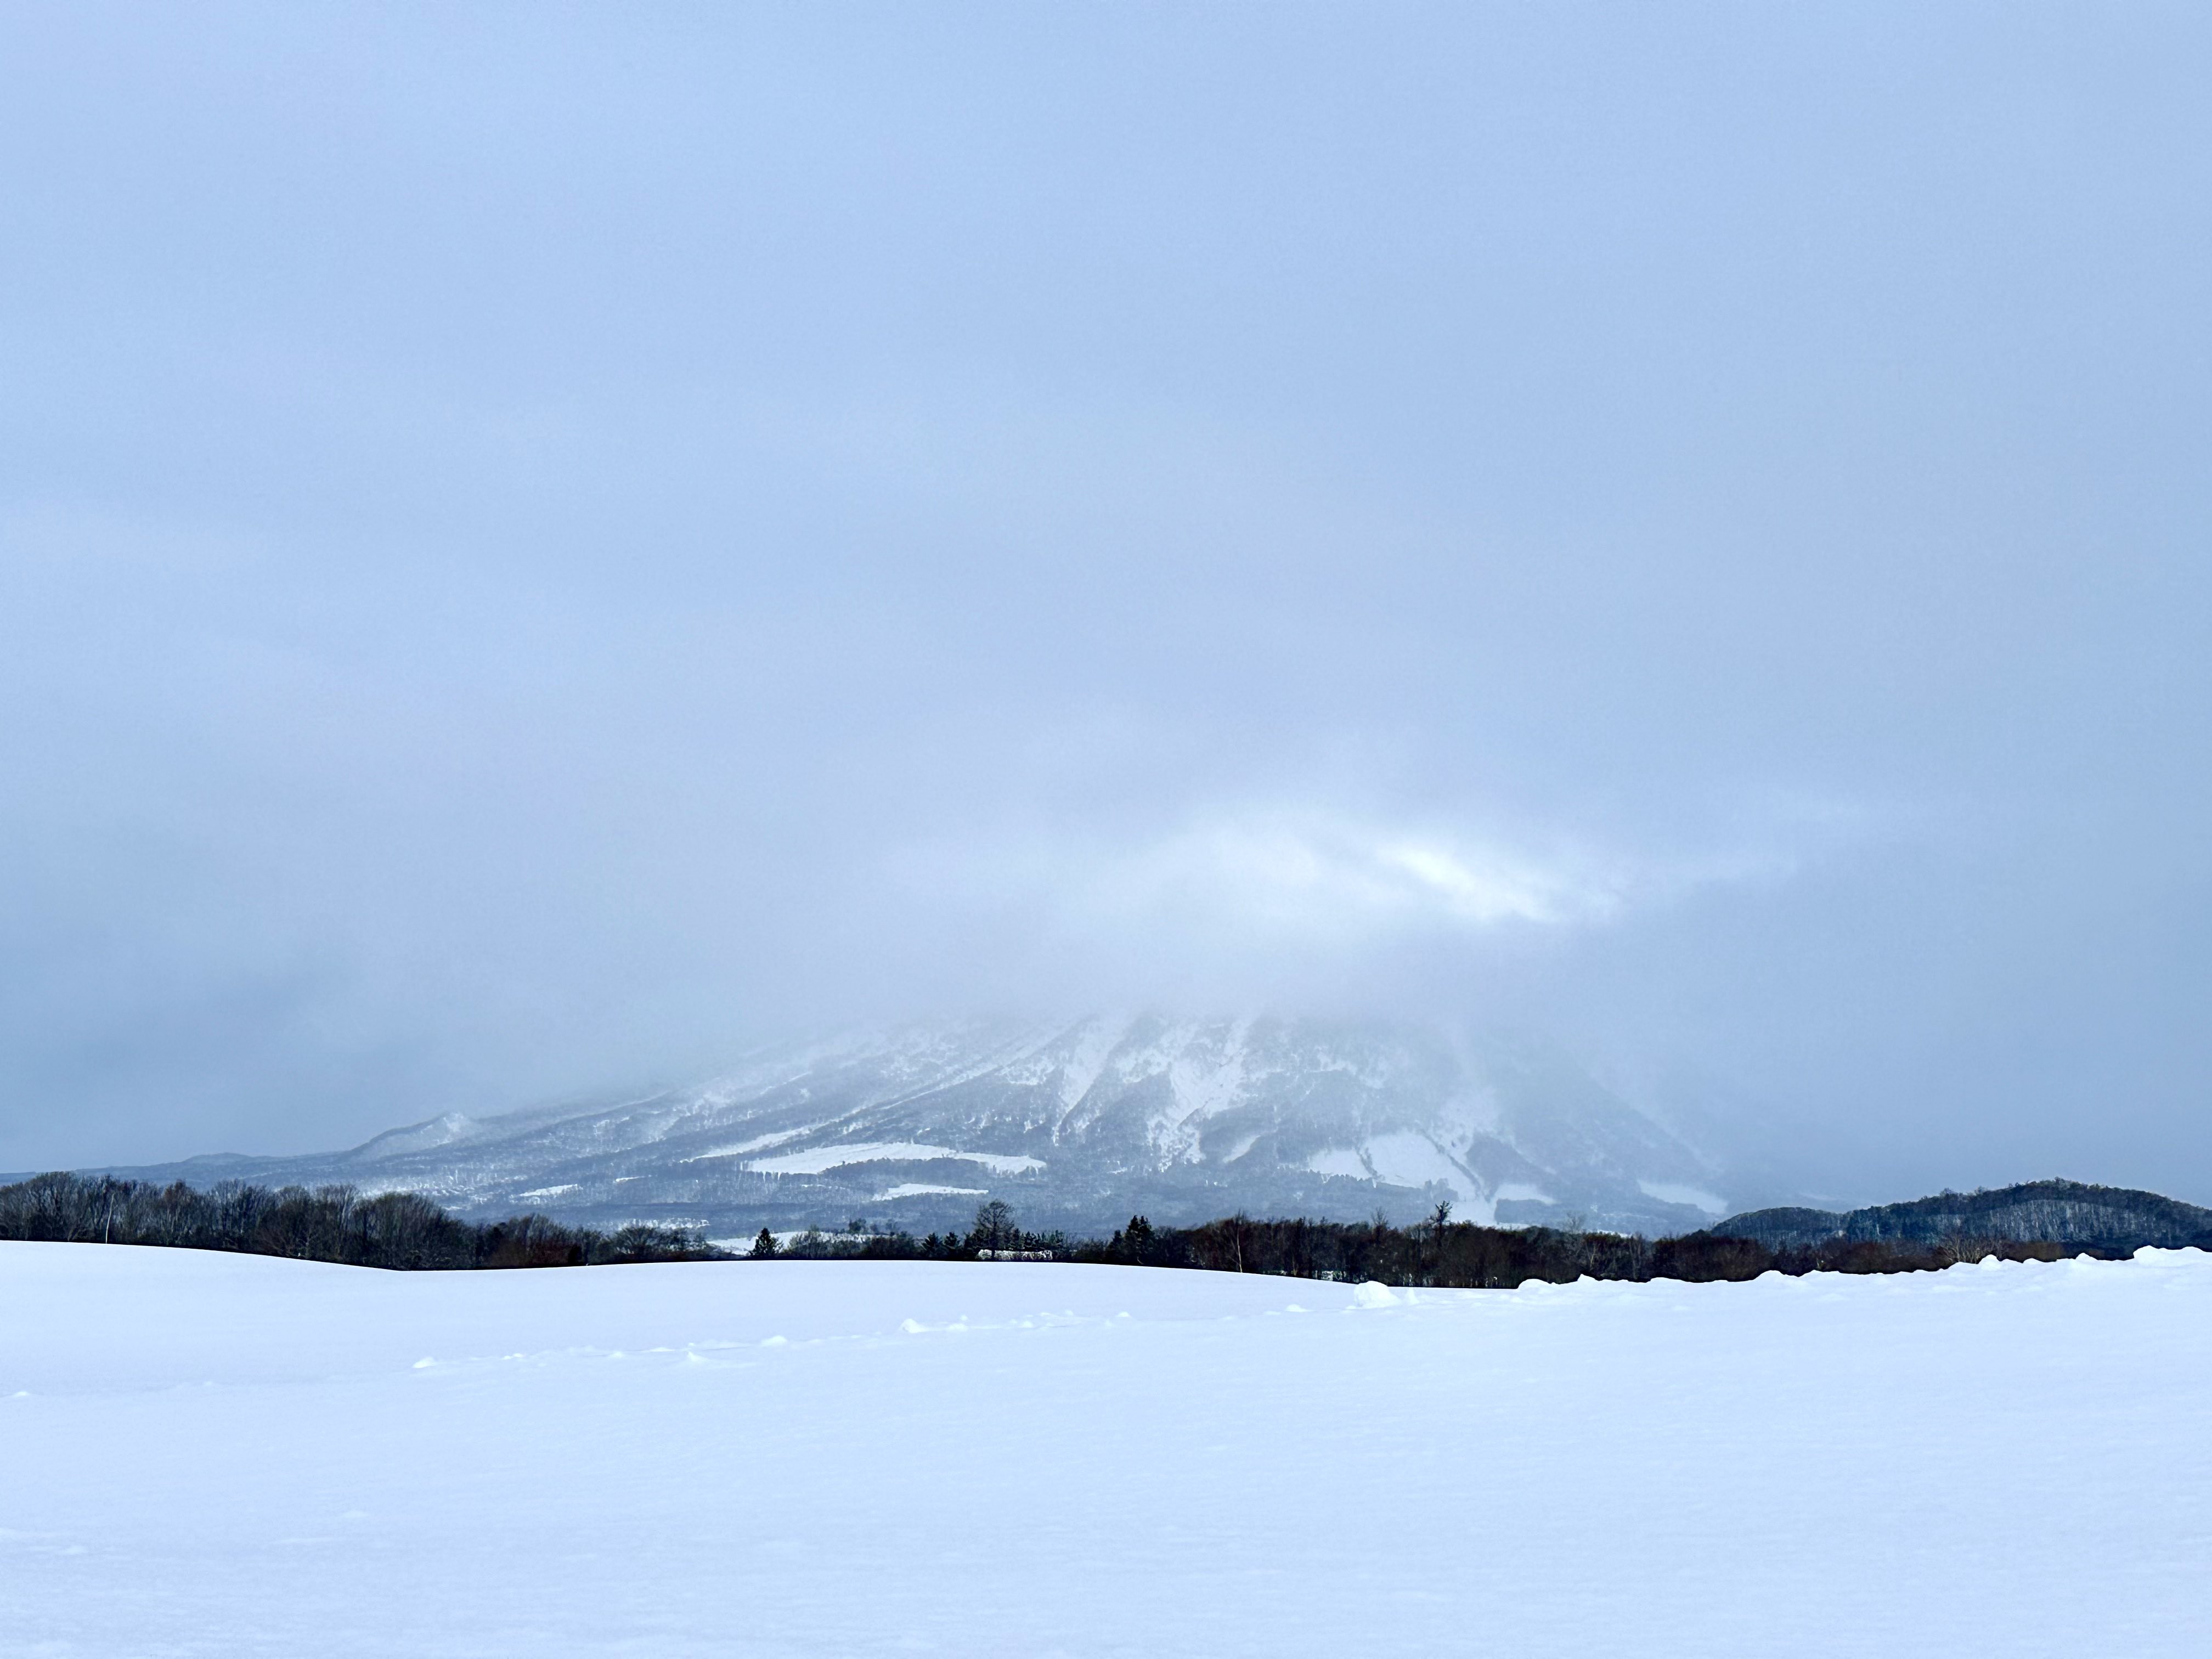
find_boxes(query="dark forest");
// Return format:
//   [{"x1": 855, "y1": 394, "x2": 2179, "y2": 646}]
[{"x1": 3, "y1": 1172, "x2": 2158, "y2": 1284}]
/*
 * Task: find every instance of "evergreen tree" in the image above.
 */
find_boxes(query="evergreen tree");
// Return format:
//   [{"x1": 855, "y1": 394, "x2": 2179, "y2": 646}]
[{"x1": 1124, "y1": 1215, "x2": 1156, "y2": 1263}]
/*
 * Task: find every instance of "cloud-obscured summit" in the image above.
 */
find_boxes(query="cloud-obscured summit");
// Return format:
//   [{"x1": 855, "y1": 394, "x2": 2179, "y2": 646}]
[{"x1": 101, "y1": 1016, "x2": 1739, "y2": 1240}]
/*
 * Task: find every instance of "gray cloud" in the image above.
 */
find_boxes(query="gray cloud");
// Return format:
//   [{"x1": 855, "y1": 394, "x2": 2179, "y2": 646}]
[{"x1": 2, "y1": 2, "x2": 2209, "y2": 1200}]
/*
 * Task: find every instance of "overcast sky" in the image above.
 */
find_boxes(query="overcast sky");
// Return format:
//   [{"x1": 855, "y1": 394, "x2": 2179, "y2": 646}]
[{"x1": 3, "y1": 2, "x2": 2209, "y2": 1200}]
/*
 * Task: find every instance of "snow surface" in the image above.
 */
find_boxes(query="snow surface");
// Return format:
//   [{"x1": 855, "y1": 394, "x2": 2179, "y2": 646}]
[
  {"x1": 1305, "y1": 1145, "x2": 1369, "y2": 1178},
  {"x1": 4, "y1": 1243, "x2": 2210, "y2": 1656},
  {"x1": 742, "y1": 1141, "x2": 1045, "y2": 1176},
  {"x1": 1362, "y1": 1128, "x2": 1469, "y2": 1201},
  {"x1": 870, "y1": 1182, "x2": 988, "y2": 1201}
]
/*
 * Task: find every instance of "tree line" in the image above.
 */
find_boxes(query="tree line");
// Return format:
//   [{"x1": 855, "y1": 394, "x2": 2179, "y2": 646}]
[
  {"x1": 0, "y1": 1171, "x2": 713, "y2": 1269},
  {"x1": 1, "y1": 1174, "x2": 2117, "y2": 1282},
  {"x1": 1079, "y1": 1205, "x2": 2095, "y2": 1285},
  {"x1": 753, "y1": 1199, "x2": 1066, "y2": 1261},
  {"x1": 743, "y1": 1199, "x2": 2097, "y2": 1284}
]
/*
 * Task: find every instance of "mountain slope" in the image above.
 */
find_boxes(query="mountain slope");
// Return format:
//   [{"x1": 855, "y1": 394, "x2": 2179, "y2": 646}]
[{"x1": 91, "y1": 1015, "x2": 1733, "y2": 1239}]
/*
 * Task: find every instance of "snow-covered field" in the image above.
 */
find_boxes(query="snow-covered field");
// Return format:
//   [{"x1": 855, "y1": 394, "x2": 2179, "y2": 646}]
[{"x1": 4, "y1": 1244, "x2": 2209, "y2": 1657}]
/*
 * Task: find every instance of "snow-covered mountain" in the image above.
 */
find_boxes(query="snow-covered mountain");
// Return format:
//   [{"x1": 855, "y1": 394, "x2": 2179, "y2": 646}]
[{"x1": 103, "y1": 1016, "x2": 1737, "y2": 1239}]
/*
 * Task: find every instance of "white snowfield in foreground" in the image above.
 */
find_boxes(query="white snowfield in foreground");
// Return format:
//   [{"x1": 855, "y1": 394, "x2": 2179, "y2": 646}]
[{"x1": 4, "y1": 1247, "x2": 2210, "y2": 1657}]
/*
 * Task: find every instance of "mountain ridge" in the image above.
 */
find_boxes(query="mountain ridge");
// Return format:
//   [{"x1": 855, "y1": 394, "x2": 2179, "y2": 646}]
[
  {"x1": 59, "y1": 1014, "x2": 1739, "y2": 1239},
  {"x1": 1708, "y1": 1179, "x2": 2212, "y2": 1253}
]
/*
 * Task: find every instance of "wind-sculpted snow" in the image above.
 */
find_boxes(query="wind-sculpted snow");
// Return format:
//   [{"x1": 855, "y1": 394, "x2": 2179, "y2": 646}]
[
  {"x1": 89, "y1": 1016, "x2": 1733, "y2": 1239},
  {"x1": 3, "y1": 1244, "x2": 2208, "y2": 1656}
]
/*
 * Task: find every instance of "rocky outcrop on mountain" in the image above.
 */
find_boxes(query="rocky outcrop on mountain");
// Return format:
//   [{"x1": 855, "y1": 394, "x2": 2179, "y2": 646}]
[
  {"x1": 1709, "y1": 1180, "x2": 2212, "y2": 1254},
  {"x1": 84, "y1": 1015, "x2": 1735, "y2": 1240}
]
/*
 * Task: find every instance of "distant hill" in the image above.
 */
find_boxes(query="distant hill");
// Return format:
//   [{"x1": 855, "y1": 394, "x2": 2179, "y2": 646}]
[{"x1": 1709, "y1": 1180, "x2": 2212, "y2": 1253}]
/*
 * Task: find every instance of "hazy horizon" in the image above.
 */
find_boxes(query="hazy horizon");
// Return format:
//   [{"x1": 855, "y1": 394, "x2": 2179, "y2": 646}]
[{"x1": 5, "y1": 4, "x2": 2211, "y2": 1205}]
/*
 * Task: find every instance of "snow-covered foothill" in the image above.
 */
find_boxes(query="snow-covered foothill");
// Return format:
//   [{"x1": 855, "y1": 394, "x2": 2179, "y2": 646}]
[{"x1": 3, "y1": 1243, "x2": 2209, "y2": 1656}]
